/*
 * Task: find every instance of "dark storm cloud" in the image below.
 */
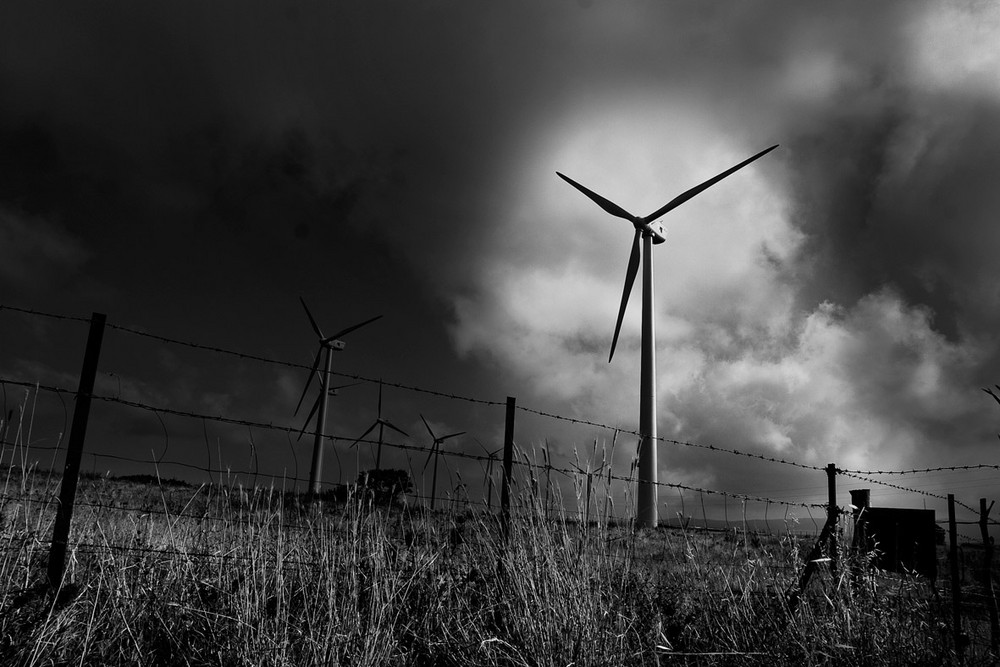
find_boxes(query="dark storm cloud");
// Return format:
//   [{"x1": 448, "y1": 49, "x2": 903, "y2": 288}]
[{"x1": 778, "y1": 88, "x2": 1000, "y2": 347}]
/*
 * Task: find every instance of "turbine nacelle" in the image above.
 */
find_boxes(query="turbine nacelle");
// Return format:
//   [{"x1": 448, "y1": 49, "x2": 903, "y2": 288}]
[{"x1": 640, "y1": 220, "x2": 666, "y2": 245}]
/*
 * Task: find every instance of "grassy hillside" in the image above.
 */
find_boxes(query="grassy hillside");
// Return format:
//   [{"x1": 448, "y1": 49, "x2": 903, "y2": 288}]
[{"x1": 0, "y1": 468, "x2": 961, "y2": 665}]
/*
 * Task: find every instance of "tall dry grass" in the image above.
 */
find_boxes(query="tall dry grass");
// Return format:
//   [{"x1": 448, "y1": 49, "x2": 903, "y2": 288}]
[
  {"x1": 0, "y1": 400, "x2": 959, "y2": 665},
  {"x1": 0, "y1": 472, "x2": 958, "y2": 666}
]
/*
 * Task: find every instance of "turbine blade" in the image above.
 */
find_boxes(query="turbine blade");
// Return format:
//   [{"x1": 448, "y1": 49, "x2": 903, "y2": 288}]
[
  {"x1": 300, "y1": 297, "x2": 325, "y2": 339},
  {"x1": 328, "y1": 314, "x2": 383, "y2": 342},
  {"x1": 293, "y1": 349, "x2": 323, "y2": 416},
  {"x1": 296, "y1": 394, "x2": 322, "y2": 441},
  {"x1": 643, "y1": 145, "x2": 778, "y2": 224},
  {"x1": 609, "y1": 229, "x2": 641, "y2": 363},
  {"x1": 420, "y1": 414, "x2": 437, "y2": 441},
  {"x1": 441, "y1": 431, "x2": 465, "y2": 441},
  {"x1": 474, "y1": 438, "x2": 488, "y2": 456},
  {"x1": 349, "y1": 423, "x2": 378, "y2": 449},
  {"x1": 381, "y1": 419, "x2": 409, "y2": 437},
  {"x1": 423, "y1": 444, "x2": 436, "y2": 471},
  {"x1": 557, "y1": 172, "x2": 637, "y2": 223}
]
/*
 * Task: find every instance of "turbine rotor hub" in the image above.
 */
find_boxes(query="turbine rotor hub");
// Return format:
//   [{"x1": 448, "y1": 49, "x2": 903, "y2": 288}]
[{"x1": 642, "y1": 220, "x2": 667, "y2": 245}]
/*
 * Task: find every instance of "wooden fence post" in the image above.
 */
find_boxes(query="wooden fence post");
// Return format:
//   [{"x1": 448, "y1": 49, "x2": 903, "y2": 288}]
[
  {"x1": 949, "y1": 494, "x2": 966, "y2": 658},
  {"x1": 980, "y1": 498, "x2": 999, "y2": 657},
  {"x1": 850, "y1": 488, "x2": 870, "y2": 581},
  {"x1": 47, "y1": 312, "x2": 106, "y2": 590},
  {"x1": 826, "y1": 463, "x2": 838, "y2": 576},
  {"x1": 500, "y1": 396, "x2": 515, "y2": 541}
]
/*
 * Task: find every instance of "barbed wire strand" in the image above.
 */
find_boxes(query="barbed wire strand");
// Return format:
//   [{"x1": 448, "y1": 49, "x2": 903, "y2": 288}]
[
  {"x1": 838, "y1": 469, "x2": 979, "y2": 515},
  {"x1": 0, "y1": 376, "x2": 984, "y2": 513},
  {"x1": 8, "y1": 374, "x2": 995, "y2": 490}
]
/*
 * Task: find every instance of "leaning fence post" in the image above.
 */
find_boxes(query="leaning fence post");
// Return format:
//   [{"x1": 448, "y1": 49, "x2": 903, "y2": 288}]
[
  {"x1": 47, "y1": 311, "x2": 106, "y2": 590},
  {"x1": 500, "y1": 396, "x2": 515, "y2": 540},
  {"x1": 786, "y1": 509, "x2": 837, "y2": 613},
  {"x1": 949, "y1": 494, "x2": 966, "y2": 658},
  {"x1": 826, "y1": 463, "x2": 838, "y2": 576},
  {"x1": 980, "y1": 498, "x2": 999, "y2": 657}
]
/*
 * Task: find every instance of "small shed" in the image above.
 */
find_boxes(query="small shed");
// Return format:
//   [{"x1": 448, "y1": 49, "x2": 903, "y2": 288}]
[{"x1": 850, "y1": 489, "x2": 937, "y2": 580}]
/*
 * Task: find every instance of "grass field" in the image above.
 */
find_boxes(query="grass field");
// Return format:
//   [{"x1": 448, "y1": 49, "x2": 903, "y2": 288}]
[{"x1": 0, "y1": 462, "x2": 965, "y2": 667}]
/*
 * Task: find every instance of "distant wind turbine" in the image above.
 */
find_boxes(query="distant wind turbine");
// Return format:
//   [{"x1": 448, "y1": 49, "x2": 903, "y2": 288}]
[
  {"x1": 557, "y1": 144, "x2": 778, "y2": 528},
  {"x1": 293, "y1": 296, "x2": 382, "y2": 496},
  {"x1": 420, "y1": 414, "x2": 465, "y2": 511},
  {"x1": 572, "y1": 438, "x2": 607, "y2": 527},
  {"x1": 474, "y1": 438, "x2": 502, "y2": 511},
  {"x1": 349, "y1": 379, "x2": 409, "y2": 472}
]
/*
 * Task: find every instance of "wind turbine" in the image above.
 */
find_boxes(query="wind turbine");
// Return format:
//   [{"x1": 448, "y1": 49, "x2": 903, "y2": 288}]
[
  {"x1": 474, "y1": 438, "x2": 502, "y2": 511},
  {"x1": 557, "y1": 144, "x2": 778, "y2": 528},
  {"x1": 293, "y1": 296, "x2": 382, "y2": 496},
  {"x1": 349, "y1": 379, "x2": 409, "y2": 472},
  {"x1": 572, "y1": 438, "x2": 607, "y2": 527},
  {"x1": 420, "y1": 414, "x2": 465, "y2": 511}
]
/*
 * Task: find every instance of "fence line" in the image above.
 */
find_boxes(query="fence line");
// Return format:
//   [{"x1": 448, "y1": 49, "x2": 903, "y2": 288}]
[
  {"x1": 0, "y1": 378, "x2": 988, "y2": 515},
  {"x1": 3, "y1": 305, "x2": 996, "y2": 481},
  {"x1": 0, "y1": 377, "x2": 831, "y2": 509},
  {"x1": 2, "y1": 304, "x2": 997, "y2": 517},
  {"x1": 3, "y1": 373, "x2": 984, "y2": 495},
  {"x1": 0, "y1": 306, "x2": 906, "y2": 480}
]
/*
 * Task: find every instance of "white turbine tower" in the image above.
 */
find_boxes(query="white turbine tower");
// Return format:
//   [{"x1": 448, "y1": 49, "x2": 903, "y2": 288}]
[{"x1": 557, "y1": 144, "x2": 778, "y2": 528}]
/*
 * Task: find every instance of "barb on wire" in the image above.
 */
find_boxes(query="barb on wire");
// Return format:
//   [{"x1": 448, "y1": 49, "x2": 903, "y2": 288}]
[{"x1": 983, "y1": 385, "x2": 1000, "y2": 408}]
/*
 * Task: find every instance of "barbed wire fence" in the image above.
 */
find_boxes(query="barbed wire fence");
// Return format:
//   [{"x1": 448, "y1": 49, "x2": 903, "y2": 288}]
[
  {"x1": 1, "y1": 304, "x2": 996, "y2": 530},
  {"x1": 3, "y1": 303, "x2": 1000, "y2": 657}
]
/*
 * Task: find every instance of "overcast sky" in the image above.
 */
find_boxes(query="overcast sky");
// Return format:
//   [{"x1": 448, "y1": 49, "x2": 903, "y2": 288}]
[{"x1": 2, "y1": 0, "x2": 1000, "y2": 523}]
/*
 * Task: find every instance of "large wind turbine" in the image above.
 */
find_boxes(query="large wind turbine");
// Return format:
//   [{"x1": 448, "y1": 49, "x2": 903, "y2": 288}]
[
  {"x1": 557, "y1": 144, "x2": 778, "y2": 528},
  {"x1": 294, "y1": 297, "x2": 382, "y2": 496}
]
